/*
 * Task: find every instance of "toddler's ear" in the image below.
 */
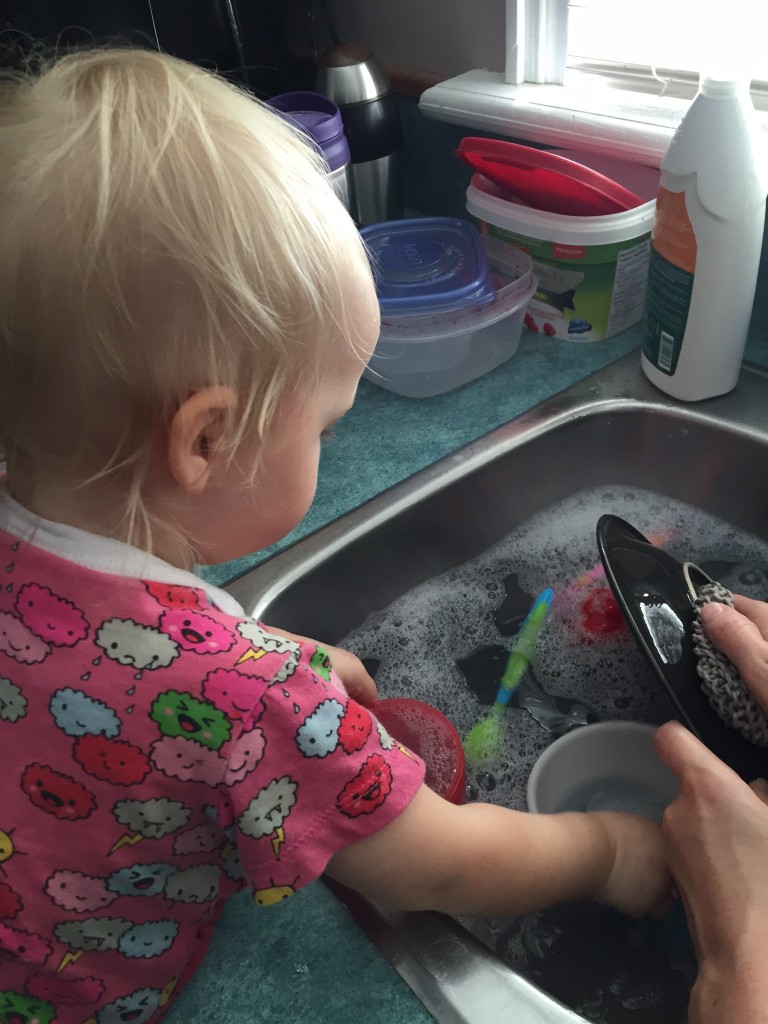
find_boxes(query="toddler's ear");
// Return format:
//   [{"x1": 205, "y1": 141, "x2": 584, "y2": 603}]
[{"x1": 167, "y1": 386, "x2": 238, "y2": 495}]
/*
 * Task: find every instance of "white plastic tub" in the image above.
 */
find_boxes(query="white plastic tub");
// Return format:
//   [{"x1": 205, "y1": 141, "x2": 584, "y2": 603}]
[
  {"x1": 363, "y1": 248, "x2": 536, "y2": 397},
  {"x1": 467, "y1": 154, "x2": 658, "y2": 342}
]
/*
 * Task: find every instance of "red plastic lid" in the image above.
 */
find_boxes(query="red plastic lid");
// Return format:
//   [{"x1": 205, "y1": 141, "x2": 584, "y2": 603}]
[
  {"x1": 369, "y1": 698, "x2": 466, "y2": 805},
  {"x1": 456, "y1": 138, "x2": 643, "y2": 216}
]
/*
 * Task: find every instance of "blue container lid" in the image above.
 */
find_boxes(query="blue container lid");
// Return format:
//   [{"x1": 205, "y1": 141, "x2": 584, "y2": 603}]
[{"x1": 361, "y1": 217, "x2": 496, "y2": 316}]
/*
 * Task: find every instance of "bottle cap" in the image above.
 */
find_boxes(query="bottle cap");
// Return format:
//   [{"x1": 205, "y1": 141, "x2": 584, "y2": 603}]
[
  {"x1": 700, "y1": 74, "x2": 750, "y2": 98},
  {"x1": 267, "y1": 91, "x2": 350, "y2": 172}
]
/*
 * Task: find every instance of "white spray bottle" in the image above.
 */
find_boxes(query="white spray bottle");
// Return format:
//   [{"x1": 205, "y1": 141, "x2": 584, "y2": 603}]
[{"x1": 641, "y1": 74, "x2": 768, "y2": 401}]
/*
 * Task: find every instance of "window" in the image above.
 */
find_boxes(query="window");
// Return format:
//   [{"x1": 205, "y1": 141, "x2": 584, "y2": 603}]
[
  {"x1": 421, "y1": 0, "x2": 768, "y2": 164},
  {"x1": 568, "y1": 0, "x2": 768, "y2": 89},
  {"x1": 516, "y1": 0, "x2": 768, "y2": 98}
]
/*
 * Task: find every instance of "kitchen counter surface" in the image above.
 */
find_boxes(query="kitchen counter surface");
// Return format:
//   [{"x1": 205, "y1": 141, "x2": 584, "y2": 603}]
[
  {"x1": 202, "y1": 325, "x2": 645, "y2": 590},
  {"x1": 171, "y1": 322, "x2": 764, "y2": 1024}
]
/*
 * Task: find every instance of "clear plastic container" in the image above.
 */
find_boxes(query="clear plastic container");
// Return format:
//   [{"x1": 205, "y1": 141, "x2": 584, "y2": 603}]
[{"x1": 363, "y1": 247, "x2": 535, "y2": 398}]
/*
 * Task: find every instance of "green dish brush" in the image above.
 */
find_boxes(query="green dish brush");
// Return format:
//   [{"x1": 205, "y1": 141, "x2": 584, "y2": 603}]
[{"x1": 464, "y1": 588, "x2": 553, "y2": 768}]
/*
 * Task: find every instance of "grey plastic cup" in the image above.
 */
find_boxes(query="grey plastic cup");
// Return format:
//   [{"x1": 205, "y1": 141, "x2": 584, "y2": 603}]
[{"x1": 527, "y1": 721, "x2": 680, "y2": 821}]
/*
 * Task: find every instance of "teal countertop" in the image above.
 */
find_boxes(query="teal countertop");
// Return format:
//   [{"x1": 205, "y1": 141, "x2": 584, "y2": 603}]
[
  {"x1": 175, "y1": 322, "x2": 765, "y2": 1024},
  {"x1": 202, "y1": 325, "x2": 645, "y2": 590}
]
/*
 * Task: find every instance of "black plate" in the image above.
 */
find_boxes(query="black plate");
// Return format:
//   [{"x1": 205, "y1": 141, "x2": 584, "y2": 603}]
[{"x1": 596, "y1": 514, "x2": 766, "y2": 781}]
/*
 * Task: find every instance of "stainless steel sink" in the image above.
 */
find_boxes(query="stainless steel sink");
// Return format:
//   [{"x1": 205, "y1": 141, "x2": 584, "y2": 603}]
[{"x1": 226, "y1": 353, "x2": 768, "y2": 1024}]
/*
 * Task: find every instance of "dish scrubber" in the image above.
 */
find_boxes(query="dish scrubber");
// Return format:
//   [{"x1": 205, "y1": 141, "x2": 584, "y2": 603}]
[{"x1": 692, "y1": 581, "x2": 768, "y2": 747}]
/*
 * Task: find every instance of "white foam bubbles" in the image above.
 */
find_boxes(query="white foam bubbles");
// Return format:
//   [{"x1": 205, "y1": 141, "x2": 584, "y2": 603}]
[{"x1": 342, "y1": 485, "x2": 768, "y2": 811}]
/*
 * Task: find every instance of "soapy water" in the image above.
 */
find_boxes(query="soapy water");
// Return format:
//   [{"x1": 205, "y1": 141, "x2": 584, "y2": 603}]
[
  {"x1": 343, "y1": 485, "x2": 767, "y2": 813},
  {"x1": 340, "y1": 484, "x2": 768, "y2": 1023}
]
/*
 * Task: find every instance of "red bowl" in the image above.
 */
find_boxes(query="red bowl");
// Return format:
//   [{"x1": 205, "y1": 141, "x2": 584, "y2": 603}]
[{"x1": 369, "y1": 697, "x2": 466, "y2": 805}]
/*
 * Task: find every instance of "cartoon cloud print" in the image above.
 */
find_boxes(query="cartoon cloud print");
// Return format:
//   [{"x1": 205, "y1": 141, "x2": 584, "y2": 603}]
[
  {"x1": 159, "y1": 608, "x2": 235, "y2": 656},
  {"x1": 338, "y1": 700, "x2": 373, "y2": 754},
  {"x1": 106, "y1": 863, "x2": 177, "y2": 899},
  {"x1": 16, "y1": 582, "x2": 89, "y2": 646},
  {"x1": 201, "y1": 667, "x2": 264, "y2": 722},
  {"x1": 95, "y1": 618, "x2": 179, "y2": 671},
  {"x1": 173, "y1": 823, "x2": 224, "y2": 856},
  {"x1": 376, "y1": 720, "x2": 395, "y2": 750},
  {"x1": 49, "y1": 687, "x2": 121, "y2": 738},
  {"x1": 55, "y1": 917, "x2": 132, "y2": 970},
  {"x1": 144, "y1": 580, "x2": 203, "y2": 610},
  {"x1": 337, "y1": 753, "x2": 393, "y2": 819},
  {"x1": 73, "y1": 735, "x2": 151, "y2": 786},
  {"x1": 95, "y1": 986, "x2": 161, "y2": 1024},
  {"x1": 295, "y1": 698, "x2": 344, "y2": 758},
  {"x1": 0, "y1": 921, "x2": 53, "y2": 965},
  {"x1": 0, "y1": 677, "x2": 26, "y2": 722},
  {"x1": 21, "y1": 763, "x2": 97, "y2": 821},
  {"x1": 0, "y1": 881, "x2": 23, "y2": 919},
  {"x1": 0, "y1": 991, "x2": 55, "y2": 1024},
  {"x1": 309, "y1": 645, "x2": 333, "y2": 681},
  {"x1": 118, "y1": 919, "x2": 179, "y2": 959},
  {"x1": 223, "y1": 728, "x2": 266, "y2": 786},
  {"x1": 163, "y1": 864, "x2": 220, "y2": 904},
  {"x1": 0, "y1": 611, "x2": 50, "y2": 664},
  {"x1": 150, "y1": 690, "x2": 231, "y2": 750},
  {"x1": 238, "y1": 776, "x2": 297, "y2": 859},
  {"x1": 235, "y1": 621, "x2": 300, "y2": 683},
  {"x1": 45, "y1": 870, "x2": 118, "y2": 913},
  {"x1": 110, "y1": 798, "x2": 191, "y2": 854},
  {"x1": 26, "y1": 971, "x2": 105, "y2": 1006},
  {"x1": 221, "y1": 846, "x2": 244, "y2": 882},
  {"x1": 150, "y1": 736, "x2": 224, "y2": 785}
]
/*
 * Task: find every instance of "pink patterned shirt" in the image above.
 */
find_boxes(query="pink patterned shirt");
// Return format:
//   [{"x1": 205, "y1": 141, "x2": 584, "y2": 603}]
[{"x1": 0, "y1": 490, "x2": 424, "y2": 1024}]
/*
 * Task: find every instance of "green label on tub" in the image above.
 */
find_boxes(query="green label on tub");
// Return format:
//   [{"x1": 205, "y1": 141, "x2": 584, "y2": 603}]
[{"x1": 482, "y1": 224, "x2": 652, "y2": 342}]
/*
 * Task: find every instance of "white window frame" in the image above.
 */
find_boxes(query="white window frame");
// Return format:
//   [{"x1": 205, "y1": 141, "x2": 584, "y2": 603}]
[
  {"x1": 420, "y1": 0, "x2": 768, "y2": 166},
  {"x1": 508, "y1": 0, "x2": 567, "y2": 85}
]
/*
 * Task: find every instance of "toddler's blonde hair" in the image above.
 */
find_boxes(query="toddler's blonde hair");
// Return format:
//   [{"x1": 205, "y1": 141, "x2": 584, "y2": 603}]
[{"x1": 0, "y1": 46, "x2": 371, "y2": 555}]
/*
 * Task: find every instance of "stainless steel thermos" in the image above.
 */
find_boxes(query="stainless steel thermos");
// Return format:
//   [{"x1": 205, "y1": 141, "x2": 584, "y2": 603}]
[{"x1": 316, "y1": 43, "x2": 404, "y2": 225}]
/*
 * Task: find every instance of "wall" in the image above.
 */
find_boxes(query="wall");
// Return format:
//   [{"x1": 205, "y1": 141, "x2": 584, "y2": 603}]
[{"x1": 282, "y1": 0, "x2": 506, "y2": 78}]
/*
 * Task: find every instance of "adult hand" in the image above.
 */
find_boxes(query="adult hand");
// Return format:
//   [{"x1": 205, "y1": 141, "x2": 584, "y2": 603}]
[
  {"x1": 699, "y1": 594, "x2": 768, "y2": 713},
  {"x1": 654, "y1": 720, "x2": 768, "y2": 1023}
]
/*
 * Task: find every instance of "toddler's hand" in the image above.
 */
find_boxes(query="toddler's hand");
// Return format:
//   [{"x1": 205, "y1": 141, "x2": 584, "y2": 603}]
[
  {"x1": 322, "y1": 643, "x2": 378, "y2": 705},
  {"x1": 594, "y1": 813, "x2": 674, "y2": 919}
]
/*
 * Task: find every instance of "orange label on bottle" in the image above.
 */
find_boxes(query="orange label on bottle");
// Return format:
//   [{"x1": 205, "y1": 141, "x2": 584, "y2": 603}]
[{"x1": 651, "y1": 187, "x2": 697, "y2": 273}]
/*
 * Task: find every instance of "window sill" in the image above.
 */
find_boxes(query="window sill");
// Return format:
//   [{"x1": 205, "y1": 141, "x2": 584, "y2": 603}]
[{"x1": 418, "y1": 69, "x2": 768, "y2": 166}]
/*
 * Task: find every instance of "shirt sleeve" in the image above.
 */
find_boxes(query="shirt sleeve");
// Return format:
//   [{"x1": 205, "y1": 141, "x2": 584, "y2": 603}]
[{"x1": 216, "y1": 632, "x2": 425, "y2": 899}]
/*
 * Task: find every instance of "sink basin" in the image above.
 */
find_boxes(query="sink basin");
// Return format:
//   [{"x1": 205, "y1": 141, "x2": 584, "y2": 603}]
[{"x1": 226, "y1": 353, "x2": 768, "y2": 1024}]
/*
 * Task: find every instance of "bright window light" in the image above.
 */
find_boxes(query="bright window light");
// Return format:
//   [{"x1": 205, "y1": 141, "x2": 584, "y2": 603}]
[{"x1": 567, "y1": 0, "x2": 768, "y2": 85}]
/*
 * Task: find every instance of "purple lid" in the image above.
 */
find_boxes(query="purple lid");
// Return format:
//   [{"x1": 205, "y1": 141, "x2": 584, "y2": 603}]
[
  {"x1": 361, "y1": 217, "x2": 496, "y2": 316},
  {"x1": 268, "y1": 91, "x2": 350, "y2": 172}
]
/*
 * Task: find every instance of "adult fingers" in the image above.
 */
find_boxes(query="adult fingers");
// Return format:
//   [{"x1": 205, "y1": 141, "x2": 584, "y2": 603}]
[
  {"x1": 732, "y1": 593, "x2": 768, "y2": 638},
  {"x1": 653, "y1": 721, "x2": 739, "y2": 787},
  {"x1": 749, "y1": 777, "x2": 768, "y2": 808},
  {"x1": 698, "y1": 601, "x2": 768, "y2": 713}
]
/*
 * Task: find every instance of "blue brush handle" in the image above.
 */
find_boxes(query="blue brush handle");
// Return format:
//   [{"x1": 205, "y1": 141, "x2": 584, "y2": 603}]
[{"x1": 494, "y1": 588, "x2": 553, "y2": 707}]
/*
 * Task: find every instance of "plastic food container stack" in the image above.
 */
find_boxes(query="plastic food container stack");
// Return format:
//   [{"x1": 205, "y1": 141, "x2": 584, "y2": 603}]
[{"x1": 361, "y1": 217, "x2": 535, "y2": 397}]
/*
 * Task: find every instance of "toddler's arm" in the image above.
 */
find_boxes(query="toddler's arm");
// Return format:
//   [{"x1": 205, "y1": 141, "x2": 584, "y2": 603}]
[{"x1": 326, "y1": 784, "x2": 672, "y2": 920}]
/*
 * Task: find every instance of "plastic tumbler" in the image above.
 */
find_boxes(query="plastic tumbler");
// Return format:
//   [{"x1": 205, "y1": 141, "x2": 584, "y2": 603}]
[{"x1": 370, "y1": 697, "x2": 466, "y2": 805}]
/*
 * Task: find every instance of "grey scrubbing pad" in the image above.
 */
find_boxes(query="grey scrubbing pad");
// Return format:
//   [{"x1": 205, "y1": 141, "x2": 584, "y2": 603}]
[{"x1": 692, "y1": 582, "x2": 768, "y2": 748}]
